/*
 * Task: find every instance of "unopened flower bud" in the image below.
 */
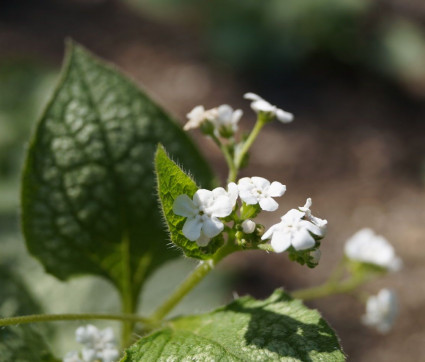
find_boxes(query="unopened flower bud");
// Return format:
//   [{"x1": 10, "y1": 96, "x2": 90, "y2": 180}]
[
  {"x1": 310, "y1": 249, "x2": 321, "y2": 265},
  {"x1": 242, "y1": 219, "x2": 256, "y2": 234}
]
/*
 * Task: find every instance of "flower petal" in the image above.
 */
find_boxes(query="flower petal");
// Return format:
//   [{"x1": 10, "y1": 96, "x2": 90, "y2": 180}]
[
  {"x1": 261, "y1": 223, "x2": 279, "y2": 240},
  {"x1": 259, "y1": 197, "x2": 279, "y2": 212},
  {"x1": 173, "y1": 195, "x2": 197, "y2": 217},
  {"x1": 268, "y1": 181, "x2": 286, "y2": 197},
  {"x1": 251, "y1": 176, "x2": 270, "y2": 190},
  {"x1": 182, "y1": 217, "x2": 203, "y2": 241},
  {"x1": 202, "y1": 216, "x2": 223, "y2": 238},
  {"x1": 244, "y1": 92, "x2": 263, "y2": 101},
  {"x1": 251, "y1": 100, "x2": 275, "y2": 113},
  {"x1": 208, "y1": 195, "x2": 233, "y2": 217},
  {"x1": 196, "y1": 232, "x2": 211, "y2": 247},
  {"x1": 271, "y1": 231, "x2": 291, "y2": 253},
  {"x1": 291, "y1": 229, "x2": 316, "y2": 250},
  {"x1": 193, "y1": 189, "x2": 214, "y2": 208},
  {"x1": 276, "y1": 108, "x2": 294, "y2": 123}
]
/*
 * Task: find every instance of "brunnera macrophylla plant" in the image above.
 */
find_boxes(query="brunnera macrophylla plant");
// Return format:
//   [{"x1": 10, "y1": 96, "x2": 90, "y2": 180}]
[{"x1": 0, "y1": 41, "x2": 402, "y2": 362}]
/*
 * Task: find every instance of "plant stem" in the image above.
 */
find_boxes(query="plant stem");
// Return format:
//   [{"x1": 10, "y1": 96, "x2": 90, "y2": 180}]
[
  {"x1": 149, "y1": 242, "x2": 239, "y2": 323},
  {"x1": 210, "y1": 134, "x2": 237, "y2": 184},
  {"x1": 234, "y1": 116, "x2": 267, "y2": 173},
  {"x1": 0, "y1": 313, "x2": 153, "y2": 327},
  {"x1": 292, "y1": 274, "x2": 370, "y2": 301},
  {"x1": 120, "y1": 233, "x2": 137, "y2": 348}
]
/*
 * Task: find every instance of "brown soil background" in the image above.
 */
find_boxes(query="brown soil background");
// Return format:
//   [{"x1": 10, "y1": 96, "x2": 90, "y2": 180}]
[{"x1": 1, "y1": 1, "x2": 425, "y2": 361}]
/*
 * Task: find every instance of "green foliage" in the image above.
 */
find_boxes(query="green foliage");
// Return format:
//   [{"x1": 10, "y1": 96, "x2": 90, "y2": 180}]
[
  {"x1": 155, "y1": 145, "x2": 224, "y2": 259},
  {"x1": 21, "y1": 41, "x2": 214, "y2": 302},
  {"x1": 0, "y1": 326, "x2": 58, "y2": 362},
  {"x1": 122, "y1": 289, "x2": 345, "y2": 361},
  {"x1": 0, "y1": 266, "x2": 56, "y2": 362}
]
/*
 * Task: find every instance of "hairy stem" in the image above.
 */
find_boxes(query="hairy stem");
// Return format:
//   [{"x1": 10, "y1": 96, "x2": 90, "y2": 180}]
[
  {"x1": 149, "y1": 242, "x2": 239, "y2": 323},
  {"x1": 0, "y1": 313, "x2": 153, "y2": 327},
  {"x1": 210, "y1": 134, "x2": 237, "y2": 184}
]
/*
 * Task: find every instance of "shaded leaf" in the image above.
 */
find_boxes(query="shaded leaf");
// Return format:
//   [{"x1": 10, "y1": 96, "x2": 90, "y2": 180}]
[{"x1": 123, "y1": 289, "x2": 345, "y2": 361}]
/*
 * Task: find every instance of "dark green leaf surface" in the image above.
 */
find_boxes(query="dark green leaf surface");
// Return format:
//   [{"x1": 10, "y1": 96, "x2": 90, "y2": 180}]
[
  {"x1": 0, "y1": 327, "x2": 57, "y2": 362},
  {"x1": 123, "y1": 289, "x2": 345, "y2": 361},
  {"x1": 155, "y1": 146, "x2": 223, "y2": 259},
  {"x1": 21, "y1": 41, "x2": 214, "y2": 299},
  {"x1": 0, "y1": 266, "x2": 57, "y2": 362}
]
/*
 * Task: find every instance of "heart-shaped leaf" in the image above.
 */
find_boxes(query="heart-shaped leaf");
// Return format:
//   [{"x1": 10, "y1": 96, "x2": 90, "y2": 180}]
[{"x1": 21, "y1": 41, "x2": 214, "y2": 306}]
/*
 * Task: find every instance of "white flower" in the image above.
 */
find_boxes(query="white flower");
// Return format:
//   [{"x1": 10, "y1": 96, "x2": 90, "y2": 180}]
[
  {"x1": 298, "y1": 198, "x2": 327, "y2": 238},
  {"x1": 173, "y1": 185, "x2": 235, "y2": 246},
  {"x1": 211, "y1": 104, "x2": 242, "y2": 137},
  {"x1": 261, "y1": 209, "x2": 323, "y2": 252},
  {"x1": 244, "y1": 93, "x2": 294, "y2": 123},
  {"x1": 362, "y1": 289, "x2": 398, "y2": 333},
  {"x1": 63, "y1": 351, "x2": 82, "y2": 362},
  {"x1": 242, "y1": 219, "x2": 256, "y2": 234},
  {"x1": 238, "y1": 177, "x2": 286, "y2": 212},
  {"x1": 184, "y1": 105, "x2": 217, "y2": 131},
  {"x1": 344, "y1": 228, "x2": 402, "y2": 271},
  {"x1": 66, "y1": 325, "x2": 119, "y2": 362}
]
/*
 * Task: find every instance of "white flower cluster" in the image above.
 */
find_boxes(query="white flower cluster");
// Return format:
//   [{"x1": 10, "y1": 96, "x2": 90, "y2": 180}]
[
  {"x1": 261, "y1": 198, "x2": 327, "y2": 253},
  {"x1": 344, "y1": 228, "x2": 402, "y2": 271},
  {"x1": 183, "y1": 92, "x2": 293, "y2": 137},
  {"x1": 174, "y1": 176, "x2": 326, "y2": 254},
  {"x1": 362, "y1": 288, "x2": 398, "y2": 334},
  {"x1": 63, "y1": 325, "x2": 119, "y2": 362}
]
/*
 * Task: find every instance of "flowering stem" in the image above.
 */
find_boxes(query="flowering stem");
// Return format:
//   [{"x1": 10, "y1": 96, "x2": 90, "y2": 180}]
[
  {"x1": 291, "y1": 274, "x2": 372, "y2": 301},
  {"x1": 0, "y1": 313, "x2": 154, "y2": 327},
  {"x1": 233, "y1": 115, "x2": 267, "y2": 179},
  {"x1": 149, "y1": 241, "x2": 240, "y2": 323},
  {"x1": 210, "y1": 134, "x2": 237, "y2": 184}
]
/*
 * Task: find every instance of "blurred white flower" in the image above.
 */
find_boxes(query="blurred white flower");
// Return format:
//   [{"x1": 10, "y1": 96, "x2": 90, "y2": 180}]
[
  {"x1": 362, "y1": 289, "x2": 398, "y2": 333},
  {"x1": 184, "y1": 105, "x2": 217, "y2": 131},
  {"x1": 211, "y1": 104, "x2": 242, "y2": 137},
  {"x1": 242, "y1": 219, "x2": 256, "y2": 234},
  {"x1": 261, "y1": 209, "x2": 323, "y2": 252},
  {"x1": 173, "y1": 187, "x2": 234, "y2": 246},
  {"x1": 244, "y1": 92, "x2": 293, "y2": 123},
  {"x1": 238, "y1": 176, "x2": 286, "y2": 212},
  {"x1": 298, "y1": 198, "x2": 327, "y2": 238},
  {"x1": 64, "y1": 325, "x2": 119, "y2": 362},
  {"x1": 344, "y1": 228, "x2": 402, "y2": 271},
  {"x1": 63, "y1": 351, "x2": 82, "y2": 362}
]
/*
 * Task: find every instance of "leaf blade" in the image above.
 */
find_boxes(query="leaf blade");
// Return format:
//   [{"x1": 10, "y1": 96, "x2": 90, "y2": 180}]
[
  {"x1": 123, "y1": 290, "x2": 345, "y2": 361},
  {"x1": 155, "y1": 145, "x2": 224, "y2": 259},
  {"x1": 21, "y1": 41, "x2": 214, "y2": 300}
]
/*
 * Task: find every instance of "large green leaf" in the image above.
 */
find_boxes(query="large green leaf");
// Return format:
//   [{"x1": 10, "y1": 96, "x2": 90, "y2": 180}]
[
  {"x1": 0, "y1": 327, "x2": 57, "y2": 362},
  {"x1": 122, "y1": 289, "x2": 345, "y2": 361},
  {"x1": 155, "y1": 145, "x2": 224, "y2": 259},
  {"x1": 0, "y1": 266, "x2": 57, "y2": 362},
  {"x1": 21, "y1": 41, "x2": 214, "y2": 302}
]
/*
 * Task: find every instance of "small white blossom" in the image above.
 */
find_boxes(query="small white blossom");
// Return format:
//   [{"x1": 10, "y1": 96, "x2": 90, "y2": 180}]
[
  {"x1": 242, "y1": 219, "x2": 256, "y2": 234},
  {"x1": 344, "y1": 228, "x2": 402, "y2": 271},
  {"x1": 65, "y1": 325, "x2": 119, "y2": 362},
  {"x1": 298, "y1": 198, "x2": 327, "y2": 237},
  {"x1": 64, "y1": 351, "x2": 82, "y2": 362},
  {"x1": 211, "y1": 104, "x2": 242, "y2": 137},
  {"x1": 244, "y1": 92, "x2": 294, "y2": 123},
  {"x1": 238, "y1": 177, "x2": 286, "y2": 212},
  {"x1": 173, "y1": 185, "x2": 235, "y2": 246},
  {"x1": 184, "y1": 105, "x2": 217, "y2": 131},
  {"x1": 362, "y1": 289, "x2": 398, "y2": 333},
  {"x1": 261, "y1": 209, "x2": 323, "y2": 252}
]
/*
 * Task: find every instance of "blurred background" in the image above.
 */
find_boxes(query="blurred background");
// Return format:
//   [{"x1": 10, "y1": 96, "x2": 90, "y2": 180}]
[{"x1": 1, "y1": 0, "x2": 425, "y2": 360}]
